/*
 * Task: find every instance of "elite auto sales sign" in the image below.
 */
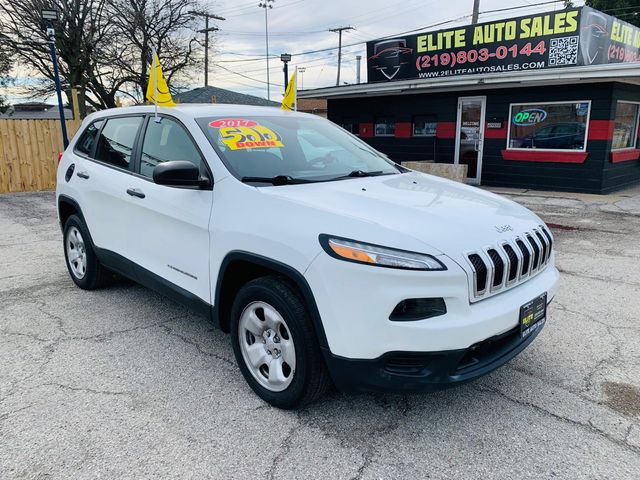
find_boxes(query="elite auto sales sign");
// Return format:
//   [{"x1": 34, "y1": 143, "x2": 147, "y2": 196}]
[{"x1": 366, "y1": 7, "x2": 640, "y2": 82}]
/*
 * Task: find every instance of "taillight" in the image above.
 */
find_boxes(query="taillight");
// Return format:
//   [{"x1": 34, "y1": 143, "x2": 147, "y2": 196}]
[{"x1": 57, "y1": 152, "x2": 63, "y2": 165}]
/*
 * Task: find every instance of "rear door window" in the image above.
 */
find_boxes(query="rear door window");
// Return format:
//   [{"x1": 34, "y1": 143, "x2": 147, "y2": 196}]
[{"x1": 94, "y1": 116, "x2": 143, "y2": 169}]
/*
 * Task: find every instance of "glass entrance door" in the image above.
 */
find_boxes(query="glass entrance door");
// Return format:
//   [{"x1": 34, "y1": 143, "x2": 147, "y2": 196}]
[{"x1": 454, "y1": 96, "x2": 486, "y2": 185}]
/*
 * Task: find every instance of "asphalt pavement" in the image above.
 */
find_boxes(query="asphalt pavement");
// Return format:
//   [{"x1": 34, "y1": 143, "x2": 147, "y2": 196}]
[{"x1": 1, "y1": 188, "x2": 639, "y2": 479}]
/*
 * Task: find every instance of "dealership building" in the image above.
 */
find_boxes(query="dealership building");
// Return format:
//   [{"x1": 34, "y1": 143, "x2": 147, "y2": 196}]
[{"x1": 299, "y1": 6, "x2": 640, "y2": 193}]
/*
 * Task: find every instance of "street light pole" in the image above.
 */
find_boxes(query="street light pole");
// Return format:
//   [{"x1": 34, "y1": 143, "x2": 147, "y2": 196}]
[
  {"x1": 280, "y1": 53, "x2": 291, "y2": 93},
  {"x1": 298, "y1": 67, "x2": 306, "y2": 90},
  {"x1": 190, "y1": 11, "x2": 225, "y2": 87},
  {"x1": 41, "y1": 9, "x2": 68, "y2": 149},
  {"x1": 258, "y1": 0, "x2": 275, "y2": 100}
]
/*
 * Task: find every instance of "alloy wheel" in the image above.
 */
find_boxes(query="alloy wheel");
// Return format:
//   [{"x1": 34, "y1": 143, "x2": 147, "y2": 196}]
[
  {"x1": 66, "y1": 226, "x2": 87, "y2": 279},
  {"x1": 238, "y1": 301, "x2": 296, "y2": 392}
]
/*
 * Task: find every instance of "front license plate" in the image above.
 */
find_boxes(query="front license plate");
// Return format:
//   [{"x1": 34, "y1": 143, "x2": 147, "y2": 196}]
[{"x1": 520, "y1": 293, "x2": 547, "y2": 338}]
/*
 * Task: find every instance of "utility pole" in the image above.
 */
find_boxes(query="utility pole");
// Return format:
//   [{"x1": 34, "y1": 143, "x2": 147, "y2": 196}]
[
  {"x1": 190, "y1": 11, "x2": 226, "y2": 87},
  {"x1": 472, "y1": 0, "x2": 480, "y2": 24},
  {"x1": 355, "y1": 55, "x2": 362, "y2": 84},
  {"x1": 330, "y1": 26, "x2": 354, "y2": 86},
  {"x1": 298, "y1": 67, "x2": 306, "y2": 90},
  {"x1": 40, "y1": 8, "x2": 68, "y2": 149},
  {"x1": 259, "y1": 0, "x2": 275, "y2": 100}
]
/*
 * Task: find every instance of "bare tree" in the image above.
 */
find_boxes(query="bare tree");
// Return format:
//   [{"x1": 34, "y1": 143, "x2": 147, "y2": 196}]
[
  {"x1": 104, "y1": 0, "x2": 204, "y2": 102},
  {"x1": 0, "y1": 0, "x2": 114, "y2": 116},
  {"x1": 0, "y1": 0, "x2": 207, "y2": 115},
  {"x1": 0, "y1": 34, "x2": 14, "y2": 111}
]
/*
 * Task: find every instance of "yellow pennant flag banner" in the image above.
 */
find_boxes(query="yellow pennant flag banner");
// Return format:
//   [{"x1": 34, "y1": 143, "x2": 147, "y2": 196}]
[
  {"x1": 281, "y1": 71, "x2": 296, "y2": 111},
  {"x1": 146, "y1": 52, "x2": 175, "y2": 107}
]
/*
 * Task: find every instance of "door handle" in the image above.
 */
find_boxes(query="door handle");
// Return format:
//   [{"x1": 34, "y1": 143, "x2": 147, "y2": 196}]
[
  {"x1": 126, "y1": 188, "x2": 146, "y2": 199},
  {"x1": 76, "y1": 171, "x2": 90, "y2": 179}
]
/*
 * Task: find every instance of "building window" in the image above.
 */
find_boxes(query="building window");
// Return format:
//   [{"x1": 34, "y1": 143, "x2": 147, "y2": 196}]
[
  {"x1": 342, "y1": 119, "x2": 359, "y2": 134},
  {"x1": 413, "y1": 115, "x2": 437, "y2": 137},
  {"x1": 507, "y1": 101, "x2": 590, "y2": 151},
  {"x1": 375, "y1": 117, "x2": 395, "y2": 136},
  {"x1": 612, "y1": 101, "x2": 639, "y2": 150}
]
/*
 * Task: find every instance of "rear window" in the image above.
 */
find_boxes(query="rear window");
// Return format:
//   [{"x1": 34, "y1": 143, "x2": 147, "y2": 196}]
[
  {"x1": 74, "y1": 120, "x2": 104, "y2": 157},
  {"x1": 195, "y1": 115, "x2": 400, "y2": 182}
]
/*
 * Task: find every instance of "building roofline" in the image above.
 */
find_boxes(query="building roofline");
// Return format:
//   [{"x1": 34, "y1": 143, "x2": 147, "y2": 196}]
[{"x1": 298, "y1": 63, "x2": 640, "y2": 99}]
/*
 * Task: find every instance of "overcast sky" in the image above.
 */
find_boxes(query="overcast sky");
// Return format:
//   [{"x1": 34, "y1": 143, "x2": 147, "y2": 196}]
[
  {"x1": 3, "y1": 0, "x2": 585, "y2": 104},
  {"x1": 198, "y1": 0, "x2": 586, "y2": 101}
]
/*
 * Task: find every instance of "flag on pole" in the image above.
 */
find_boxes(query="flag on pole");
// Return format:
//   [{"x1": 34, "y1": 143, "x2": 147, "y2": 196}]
[
  {"x1": 281, "y1": 70, "x2": 296, "y2": 111},
  {"x1": 146, "y1": 51, "x2": 176, "y2": 108}
]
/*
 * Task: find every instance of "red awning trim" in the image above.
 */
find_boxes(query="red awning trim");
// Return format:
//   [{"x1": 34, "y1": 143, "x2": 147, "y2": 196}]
[
  {"x1": 501, "y1": 150, "x2": 588, "y2": 163},
  {"x1": 358, "y1": 122, "x2": 374, "y2": 138},
  {"x1": 436, "y1": 122, "x2": 456, "y2": 139},
  {"x1": 395, "y1": 122, "x2": 412, "y2": 138},
  {"x1": 587, "y1": 120, "x2": 614, "y2": 140},
  {"x1": 610, "y1": 149, "x2": 640, "y2": 163},
  {"x1": 484, "y1": 124, "x2": 508, "y2": 139}
]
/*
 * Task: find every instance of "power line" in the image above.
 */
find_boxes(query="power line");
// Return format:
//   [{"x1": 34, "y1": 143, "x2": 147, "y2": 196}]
[
  {"x1": 214, "y1": 0, "x2": 563, "y2": 65},
  {"x1": 479, "y1": 0, "x2": 566, "y2": 17},
  {"x1": 214, "y1": 63, "x2": 284, "y2": 87},
  {"x1": 223, "y1": 0, "x2": 306, "y2": 18},
  {"x1": 217, "y1": 29, "x2": 327, "y2": 36}
]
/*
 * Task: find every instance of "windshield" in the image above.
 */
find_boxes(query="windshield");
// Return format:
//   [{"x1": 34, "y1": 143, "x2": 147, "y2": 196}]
[{"x1": 196, "y1": 115, "x2": 401, "y2": 183}]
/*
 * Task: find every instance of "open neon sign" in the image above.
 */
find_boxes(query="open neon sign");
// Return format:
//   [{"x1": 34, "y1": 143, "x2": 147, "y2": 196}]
[{"x1": 512, "y1": 109, "x2": 548, "y2": 126}]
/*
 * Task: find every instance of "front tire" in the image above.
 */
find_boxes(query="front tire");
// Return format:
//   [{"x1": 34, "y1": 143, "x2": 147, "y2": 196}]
[
  {"x1": 63, "y1": 214, "x2": 109, "y2": 290},
  {"x1": 230, "y1": 276, "x2": 331, "y2": 409}
]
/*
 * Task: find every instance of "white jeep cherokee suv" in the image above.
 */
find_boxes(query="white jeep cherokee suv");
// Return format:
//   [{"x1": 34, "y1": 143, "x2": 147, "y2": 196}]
[{"x1": 56, "y1": 105, "x2": 559, "y2": 408}]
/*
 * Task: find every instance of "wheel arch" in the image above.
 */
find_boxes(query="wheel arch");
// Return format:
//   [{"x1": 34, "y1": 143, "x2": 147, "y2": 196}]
[
  {"x1": 213, "y1": 251, "x2": 329, "y2": 350},
  {"x1": 57, "y1": 195, "x2": 85, "y2": 232}
]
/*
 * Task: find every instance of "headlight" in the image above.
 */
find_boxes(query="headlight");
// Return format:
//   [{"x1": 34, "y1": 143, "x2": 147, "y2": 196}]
[{"x1": 319, "y1": 235, "x2": 446, "y2": 270}]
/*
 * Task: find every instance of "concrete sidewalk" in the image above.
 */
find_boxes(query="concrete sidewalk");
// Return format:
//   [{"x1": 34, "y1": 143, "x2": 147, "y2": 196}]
[{"x1": 485, "y1": 184, "x2": 640, "y2": 217}]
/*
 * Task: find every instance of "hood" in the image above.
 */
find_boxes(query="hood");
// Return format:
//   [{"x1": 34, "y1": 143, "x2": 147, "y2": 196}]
[{"x1": 259, "y1": 171, "x2": 543, "y2": 257}]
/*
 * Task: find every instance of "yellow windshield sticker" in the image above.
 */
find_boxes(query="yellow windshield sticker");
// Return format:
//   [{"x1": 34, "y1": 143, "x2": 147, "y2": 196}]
[{"x1": 218, "y1": 125, "x2": 284, "y2": 150}]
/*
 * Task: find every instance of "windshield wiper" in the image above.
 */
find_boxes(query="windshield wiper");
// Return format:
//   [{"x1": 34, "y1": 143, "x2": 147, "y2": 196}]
[
  {"x1": 331, "y1": 170, "x2": 390, "y2": 180},
  {"x1": 241, "y1": 175, "x2": 312, "y2": 186}
]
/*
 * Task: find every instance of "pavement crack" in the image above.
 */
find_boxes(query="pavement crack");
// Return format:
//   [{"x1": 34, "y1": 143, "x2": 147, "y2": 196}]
[
  {"x1": 41, "y1": 382, "x2": 132, "y2": 397},
  {"x1": 553, "y1": 301, "x2": 638, "y2": 331},
  {"x1": 556, "y1": 267, "x2": 640, "y2": 287},
  {"x1": 349, "y1": 446, "x2": 374, "y2": 480},
  {"x1": 266, "y1": 424, "x2": 297, "y2": 480},
  {"x1": 0, "y1": 403, "x2": 34, "y2": 422},
  {"x1": 0, "y1": 330, "x2": 51, "y2": 343},
  {"x1": 160, "y1": 325, "x2": 235, "y2": 368},
  {"x1": 583, "y1": 328, "x2": 624, "y2": 394},
  {"x1": 476, "y1": 385, "x2": 640, "y2": 455},
  {"x1": 37, "y1": 303, "x2": 70, "y2": 337}
]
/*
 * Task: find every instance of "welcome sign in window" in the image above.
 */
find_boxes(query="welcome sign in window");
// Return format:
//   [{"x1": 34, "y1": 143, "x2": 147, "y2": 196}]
[{"x1": 508, "y1": 101, "x2": 590, "y2": 151}]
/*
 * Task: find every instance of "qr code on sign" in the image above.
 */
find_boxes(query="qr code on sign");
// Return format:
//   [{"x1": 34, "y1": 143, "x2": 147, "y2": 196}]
[{"x1": 548, "y1": 36, "x2": 579, "y2": 66}]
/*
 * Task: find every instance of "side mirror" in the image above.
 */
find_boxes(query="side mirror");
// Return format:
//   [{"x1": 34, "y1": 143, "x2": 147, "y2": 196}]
[{"x1": 152, "y1": 161, "x2": 210, "y2": 188}]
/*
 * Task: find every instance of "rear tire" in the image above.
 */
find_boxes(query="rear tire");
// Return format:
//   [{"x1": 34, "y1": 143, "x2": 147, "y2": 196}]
[
  {"x1": 63, "y1": 214, "x2": 109, "y2": 290},
  {"x1": 230, "y1": 276, "x2": 332, "y2": 409}
]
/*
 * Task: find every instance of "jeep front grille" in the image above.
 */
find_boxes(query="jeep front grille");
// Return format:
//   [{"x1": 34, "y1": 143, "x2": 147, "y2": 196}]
[{"x1": 465, "y1": 225, "x2": 554, "y2": 301}]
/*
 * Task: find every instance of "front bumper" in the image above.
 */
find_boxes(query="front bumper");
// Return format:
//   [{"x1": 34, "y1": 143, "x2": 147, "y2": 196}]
[
  {"x1": 305, "y1": 250, "x2": 560, "y2": 359},
  {"x1": 324, "y1": 316, "x2": 546, "y2": 393}
]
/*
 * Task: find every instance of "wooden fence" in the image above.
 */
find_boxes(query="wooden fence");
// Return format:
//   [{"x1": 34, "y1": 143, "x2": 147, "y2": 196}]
[{"x1": 0, "y1": 119, "x2": 81, "y2": 194}]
